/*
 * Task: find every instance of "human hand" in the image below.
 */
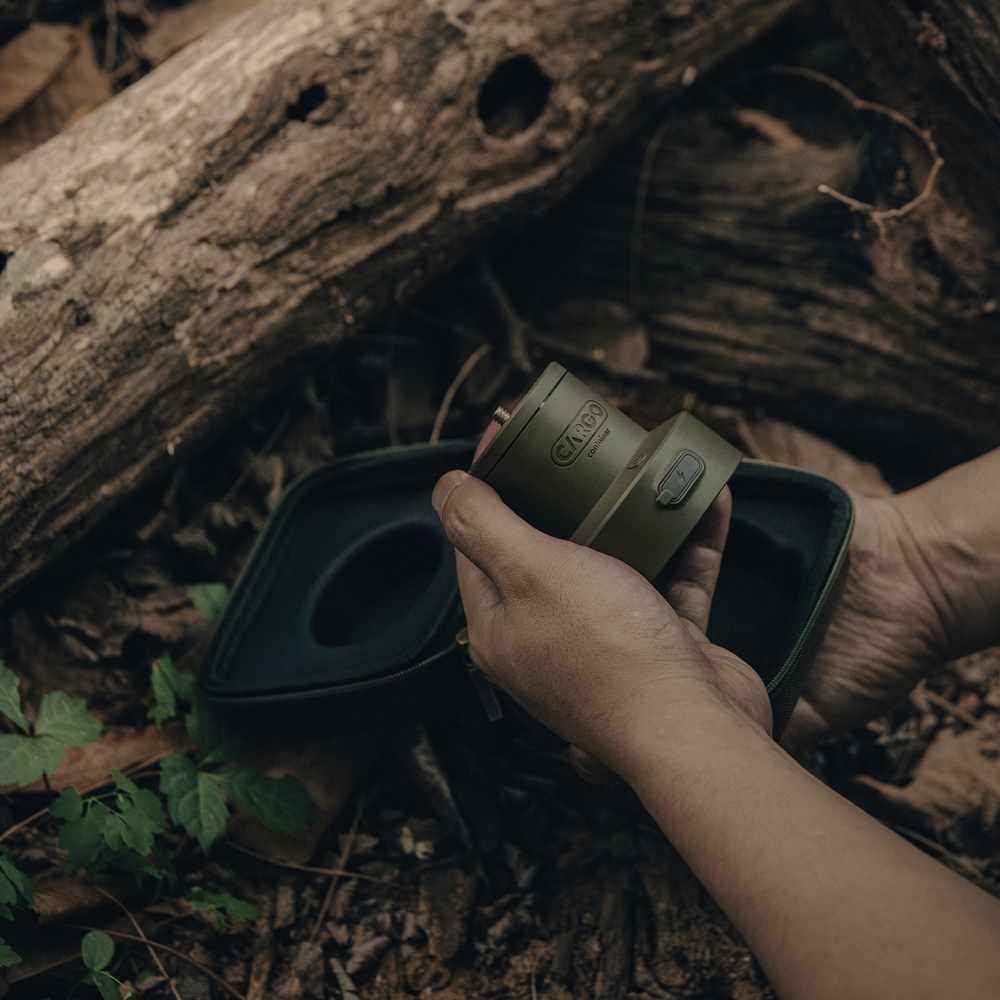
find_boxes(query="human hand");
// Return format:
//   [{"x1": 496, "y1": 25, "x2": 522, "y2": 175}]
[
  {"x1": 781, "y1": 448, "x2": 1000, "y2": 755},
  {"x1": 431, "y1": 471, "x2": 771, "y2": 780}
]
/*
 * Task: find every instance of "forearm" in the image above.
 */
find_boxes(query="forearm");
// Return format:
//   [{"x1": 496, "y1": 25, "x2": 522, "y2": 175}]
[
  {"x1": 896, "y1": 446, "x2": 1000, "y2": 657},
  {"x1": 622, "y1": 700, "x2": 1000, "y2": 1000}
]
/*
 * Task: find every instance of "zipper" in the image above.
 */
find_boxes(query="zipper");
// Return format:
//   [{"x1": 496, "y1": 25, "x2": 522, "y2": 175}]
[
  {"x1": 765, "y1": 498, "x2": 855, "y2": 694},
  {"x1": 219, "y1": 639, "x2": 461, "y2": 705}
]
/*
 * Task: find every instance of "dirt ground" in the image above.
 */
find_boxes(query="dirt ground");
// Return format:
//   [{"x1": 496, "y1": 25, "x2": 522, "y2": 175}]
[{"x1": 1, "y1": 2, "x2": 999, "y2": 998}]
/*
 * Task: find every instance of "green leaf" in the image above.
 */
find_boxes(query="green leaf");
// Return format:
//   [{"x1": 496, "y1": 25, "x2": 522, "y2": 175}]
[
  {"x1": 111, "y1": 767, "x2": 139, "y2": 797},
  {"x1": 0, "y1": 938, "x2": 20, "y2": 967},
  {"x1": 0, "y1": 875, "x2": 15, "y2": 908},
  {"x1": 147, "y1": 661, "x2": 176, "y2": 729},
  {"x1": 186, "y1": 701, "x2": 252, "y2": 766},
  {"x1": 59, "y1": 812, "x2": 103, "y2": 868},
  {"x1": 81, "y1": 929, "x2": 114, "y2": 971},
  {"x1": 131, "y1": 787, "x2": 166, "y2": 830},
  {"x1": 188, "y1": 583, "x2": 229, "y2": 621},
  {"x1": 0, "y1": 733, "x2": 65, "y2": 786},
  {"x1": 89, "y1": 801, "x2": 122, "y2": 852},
  {"x1": 50, "y1": 786, "x2": 83, "y2": 820},
  {"x1": 187, "y1": 887, "x2": 261, "y2": 927},
  {"x1": 0, "y1": 904, "x2": 12, "y2": 921},
  {"x1": 0, "y1": 854, "x2": 33, "y2": 906},
  {"x1": 159, "y1": 755, "x2": 228, "y2": 853},
  {"x1": 35, "y1": 692, "x2": 102, "y2": 747},
  {"x1": 216, "y1": 767, "x2": 314, "y2": 836},
  {"x1": 117, "y1": 804, "x2": 158, "y2": 857},
  {"x1": 158, "y1": 653, "x2": 194, "y2": 703},
  {"x1": 88, "y1": 969, "x2": 131, "y2": 1000},
  {"x1": 117, "y1": 850, "x2": 164, "y2": 884},
  {"x1": 0, "y1": 663, "x2": 29, "y2": 734}
]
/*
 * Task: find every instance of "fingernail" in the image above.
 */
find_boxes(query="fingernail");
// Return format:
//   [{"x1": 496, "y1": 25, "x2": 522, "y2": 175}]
[{"x1": 431, "y1": 470, "x2": 469, "y2": 516}]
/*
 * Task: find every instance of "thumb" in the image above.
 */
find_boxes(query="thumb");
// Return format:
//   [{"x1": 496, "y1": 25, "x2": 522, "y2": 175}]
[{"x1": 432, "y1": 470, "x2": 559, "y2": 595}]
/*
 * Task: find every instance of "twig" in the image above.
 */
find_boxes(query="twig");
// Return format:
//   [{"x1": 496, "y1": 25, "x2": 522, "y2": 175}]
[
  {"x1": 0, "y1": 751, "x2": 172, "y2": 845},
  {"x1": 89, "y1": 885, "x2": 182, "y2": 1000},
  {"x1": 309, "y1": 797, "x2": 364, "y2": 942},
  {"x1": 476, "y1": 252, "x2": 534, "y2": 375},
  {"x1": 223, "y1": 410, "x2": 292, "y2": 501},
  {"x1": 403, "y1": 306, "x2": 484, "y2": 345},
  {"x1": 429, "y1": 344, "x2": 492, "y2": 445},
  {"x1": 765, "y1": 66, "x2": 944, "y2": 232},
  {"x1": 67, "y1": 926, "x2": 247, "y2": 1000},
  {"x1": 225, "y1": 840, "x2": 390, "y2": 884},
  {"x1": 629, "y1": 109, "x2": 677, "y2": 312},
  {"x1": 919, "y1": 686, "x2": 998, "y2": 739}
]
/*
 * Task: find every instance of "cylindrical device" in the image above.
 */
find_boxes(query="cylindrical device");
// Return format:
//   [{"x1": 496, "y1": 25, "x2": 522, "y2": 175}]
[{"x1": 470, "y1": 363, "x2": 743, "y2": 580}]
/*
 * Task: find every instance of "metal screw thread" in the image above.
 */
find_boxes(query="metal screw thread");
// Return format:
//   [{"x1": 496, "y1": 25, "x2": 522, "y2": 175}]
[{"x1": 492, "y1": 406, "x2": 512, "y2": 426}]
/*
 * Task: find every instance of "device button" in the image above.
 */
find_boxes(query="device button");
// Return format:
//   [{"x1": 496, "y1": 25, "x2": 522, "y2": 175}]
[{"x1": 656, "y1": 452, "x2": 705, "y2": 507}]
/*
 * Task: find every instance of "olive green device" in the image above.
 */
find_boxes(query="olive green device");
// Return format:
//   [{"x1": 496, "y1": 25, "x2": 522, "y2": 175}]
[{"x1": 470, "y1": 363, "x2": 743, "y2": 580}]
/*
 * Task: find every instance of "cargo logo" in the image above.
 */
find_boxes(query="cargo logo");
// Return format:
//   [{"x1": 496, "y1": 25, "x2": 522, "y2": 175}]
[{"x1": 551, "y1": 401, "x2": 608, "y2": 466}]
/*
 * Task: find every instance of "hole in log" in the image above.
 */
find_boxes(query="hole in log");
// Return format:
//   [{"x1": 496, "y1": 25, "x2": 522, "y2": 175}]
[
  {"x1": 0, "y1": 251, "x2": 8, "y2": 277},
  {"x1": 477, "y1": 55, "x2": 552, "y2": 138},
  {"x1": 288, "y1": 83, "x2": 328, "y2": 122}
]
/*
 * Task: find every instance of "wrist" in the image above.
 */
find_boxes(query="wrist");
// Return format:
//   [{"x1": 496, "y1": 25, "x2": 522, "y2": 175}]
[
  {"x1": 615, "y1": 694, "x2": 776, "y2": 832},
  {"x1": 609, "y1": 682, "x2": 767, "y2": 793}
]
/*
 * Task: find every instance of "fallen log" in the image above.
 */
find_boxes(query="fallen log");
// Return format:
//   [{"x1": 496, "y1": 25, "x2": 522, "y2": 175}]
[
  {"x1": 828, "y1": 0, "x2": 1000, "y2": 231},
  {"x1": 498, "y1": 90, "x2": 1000, "y2": 484},
  {"x1": 0, "y1": 0, "x2": 800, "y2": 601}
]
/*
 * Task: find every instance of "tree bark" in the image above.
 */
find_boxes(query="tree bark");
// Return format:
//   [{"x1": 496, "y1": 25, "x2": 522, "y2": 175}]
[
  {"x1": 0, "y1": 0, "x2": 799, "y2": 601},
  {"x1": 495, "y1": 105, "x2": 1000, "y2": 484},
  {"x1": 828, "y1": 0, "x2": 1000, "y2": 231}
]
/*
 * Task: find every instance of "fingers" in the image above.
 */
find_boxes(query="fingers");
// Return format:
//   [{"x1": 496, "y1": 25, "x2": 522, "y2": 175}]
[
  {"x1": 664, "y1": 486, "x2": 732, "y2": 633},
  {"x1": 432, "y1": 471, "x2": 559, "y2": 596}
]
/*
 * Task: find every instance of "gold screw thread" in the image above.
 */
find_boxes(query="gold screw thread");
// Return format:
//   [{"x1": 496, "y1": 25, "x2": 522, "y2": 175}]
[{"x1": 492, "y1": 406, "x2": 512, "y2": 426}]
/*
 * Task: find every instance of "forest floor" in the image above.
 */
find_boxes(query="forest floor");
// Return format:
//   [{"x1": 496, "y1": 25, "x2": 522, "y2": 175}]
[
  {"x1": 2, "y1": 1, "x2": 1000, "y2": 999},
  {"x1": 2, "y1": 312, "x2": 998, "y2": 1000}
]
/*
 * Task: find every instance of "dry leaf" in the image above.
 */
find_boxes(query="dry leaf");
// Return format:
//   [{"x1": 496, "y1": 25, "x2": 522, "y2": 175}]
[
  {"x1": 0, "y1": 719, "x2": 192, "y2": 795},
  {"x1": 33, "y1": 872, "x2": 140, "y2": 925},
  {"x1": 857, "y1": 719, "x2": 1000, "y2": 829},
  {"x1": 226, "y1": 733, "x2": 382, "y2": 864},
  {"x1": 0, "y1": 23, "x2": 76, "y2": 125},
  {"x1": 140, "y1": 0, "x2": 261, "y2": 65},
  {"x1": 738, "y1": 417, "x2": 893, "y2": 497},
  {"x1": 0, "y1": 25, "x2": 110, "y2": 167},
  {"x1": 544, "y1": 299, "x2": 652, "y2": 376}
]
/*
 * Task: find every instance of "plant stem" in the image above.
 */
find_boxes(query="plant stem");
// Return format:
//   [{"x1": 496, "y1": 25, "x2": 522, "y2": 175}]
[
  {"x1": 67, "y1": 926, "x2": 247, "y2": 1000},
  {"x1": 89, "y1": 885, "x2": 183, "y2": 1000},
  {"x1": 225, "y1": 841, "x2": 389, "y2": 884}
]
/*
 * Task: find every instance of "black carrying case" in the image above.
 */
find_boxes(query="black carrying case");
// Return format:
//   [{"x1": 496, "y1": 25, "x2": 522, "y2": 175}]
[{"x1": 199, "y1": 442, "x2": 853, "y2": 741}]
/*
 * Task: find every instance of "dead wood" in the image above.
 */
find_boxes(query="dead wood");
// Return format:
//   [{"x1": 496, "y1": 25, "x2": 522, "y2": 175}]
[
  {"x1": 497, "y1": 103, "x2": 1000, "y2": 482},
  {"x1": 0, "y1": 0, "x2": 798, "y2": 601},
  {"x1": 828, "y1": 0, "x2": 1000, "y2": 230}
]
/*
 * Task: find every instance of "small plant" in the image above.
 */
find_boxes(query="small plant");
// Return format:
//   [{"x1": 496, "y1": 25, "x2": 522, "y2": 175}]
[
  {"x1": 0, "y1": 582, "x2": 314, "y2": 969},
  {"x1": 147, "y1": 653, "x2": 195, "y2": 729},
  {"x1": 186, "y1": 887, "x2": 262, "y2": 930},
  {"x1": 81, "y1": 930, "x2": 133, "y2": 1000},
  {"x1": 0, "y1": 661, "x2": 101, "y2": 786},
  {"x1": 187, "y1": 582, "x2": 229, "y2": 621}
]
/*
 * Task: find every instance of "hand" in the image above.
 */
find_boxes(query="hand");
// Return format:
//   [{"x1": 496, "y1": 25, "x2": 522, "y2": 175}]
[
  {"x1": 780, "y1": 492, "x2": 951, "y2": 755},
  {"x1": 431, "y1": 472, "x2": 771, "y2": 779},
  {"x1": 780, "y1": 446, "x2": 1000, "y2": 756}
]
